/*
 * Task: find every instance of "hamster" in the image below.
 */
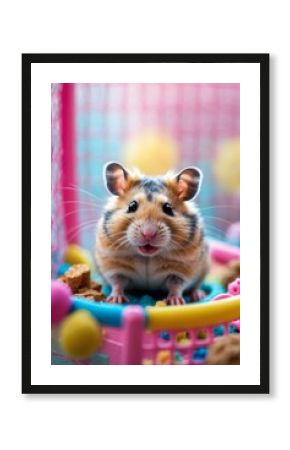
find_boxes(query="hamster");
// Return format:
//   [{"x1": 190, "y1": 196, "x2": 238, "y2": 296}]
[{"x1": 95, "y1": 162, "x2": 210, "y2": 305}]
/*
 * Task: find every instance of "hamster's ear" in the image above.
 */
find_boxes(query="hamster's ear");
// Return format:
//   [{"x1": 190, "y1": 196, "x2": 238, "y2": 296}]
[
  {"x1": 104, "y1": 162, "x2": 129, "y2": 196},
  {"x1": 175, "y1": 167, "x2": 203, "y2": 201}
]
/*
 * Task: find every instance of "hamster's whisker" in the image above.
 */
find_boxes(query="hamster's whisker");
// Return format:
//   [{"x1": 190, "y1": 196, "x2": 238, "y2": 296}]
[
  {"x1": 204, "y1": 222, "x2": 227, "y2": 234},
  {"x1": 62, "y1": 199, "x2": 100, "y2": 208},
  {"x1": 67, "y1": 217, "x2": 97, "y2": 229},
  {"x1": 204, "y1": 224, "x2": 226, "y2": 240},
  {"x1": 67, "y1": 223, "x2": 98, "y2": 242},
  {"x1": 113, "y1": 237, "x2": 130, "y2": 250},
  {"x1": 113, "y1": 235, "x2": 126, "y2": 243},
  {"x1": 115, "y1": 240, "x2": 128, "y2": 249},
  {"x1": 205, "y1": 231, "x2": 224, "y2": 241},
  {"x1": 171, "y1": 239, "x2": 190, "y2": 249},
  {"x1": 62, "y1": 208, "x2": 98, "y2": 220},
  {"x1": 176, "y1": 235, "x2": 193, "y2": 243},
  {"x1": 65, "y1": 183, "x2": 103, "y2": 200},
  {"x1": 62, "y1": 185, "x2": 103, "y2": 204},
  {"x1": 107, "y1": 233, "x2": 125, "y2": 239},
  {"x1": 203, "y1": 215, "x2": 234, "y2": 225},
  {"x1": 198, "y1": 204, "x2": 239, "y2": 211},
  {"x1": 106, "y1": 231, "x2": 128, "y2": 239},
  {"x1": 170, "y1": 242, "x2": 188, "y2": 252},
  {"x1": 111, "y1": 237, "x2": 128, "y2": 247},
  {"x1": 67, "y1": 226, "x2": 97, "y2": 242},
  {"x1": 66, "y1": 219, "x2": 97, "y2": 238}
]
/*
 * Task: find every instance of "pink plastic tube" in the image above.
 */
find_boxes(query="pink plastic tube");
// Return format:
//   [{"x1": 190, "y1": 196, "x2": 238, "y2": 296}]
[{"x1": 209, "y1": 239, "x2": 240, "y2": 264}]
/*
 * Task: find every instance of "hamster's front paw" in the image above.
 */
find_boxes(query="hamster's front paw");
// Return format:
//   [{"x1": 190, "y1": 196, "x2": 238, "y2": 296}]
[
  {"x1": 166, "y1": 295, "x2": 186, "y2": 306},
  {"x1": 106, "y1": 294, "x2": 129, "y2": 304}
]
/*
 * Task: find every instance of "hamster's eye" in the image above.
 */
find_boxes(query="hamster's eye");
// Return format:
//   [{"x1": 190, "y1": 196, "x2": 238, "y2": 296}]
[
  {"x1": 127, "y1": 200, "x2": 138, "y2": 213},
  {"x1": 162, "y1": 202, "x2": 174, "y2": 217}
]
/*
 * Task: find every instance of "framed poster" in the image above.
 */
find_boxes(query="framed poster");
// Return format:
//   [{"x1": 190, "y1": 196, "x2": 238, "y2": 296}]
[{"x1": 22, "y1": 53, "x2": 269, "y2": 393}]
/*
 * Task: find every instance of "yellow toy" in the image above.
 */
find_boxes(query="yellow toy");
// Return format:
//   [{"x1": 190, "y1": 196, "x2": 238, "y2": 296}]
[
  {"x1": 147, "y1": 297, "x2": 240, "y2": 330},
  {"x1": 59, "y1": 310, "x2": 103, "y2": 359},
  {"x1": 214, "y1": 138, "x2": 240, "y2": 193},
  {"x1": 64, "y1": 244, "x2": 95, "y2": 271},
  {"x1": 124, "y1": 130, "x2": 178, "y2": 175}
]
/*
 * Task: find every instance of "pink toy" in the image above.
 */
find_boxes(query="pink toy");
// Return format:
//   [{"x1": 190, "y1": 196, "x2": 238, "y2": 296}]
[
  {"x1": 228, "y1": 278, "x2": 240, "y2": 295},
  {"x1": 213, "y1": 278, "x2": 240, "y2": 301},
  {"x1": 209, "y1": 239, "x2": 240, "y2": 264},
  {"x1": 51, "y1": 280, "x2": 72, "y2": 324}
]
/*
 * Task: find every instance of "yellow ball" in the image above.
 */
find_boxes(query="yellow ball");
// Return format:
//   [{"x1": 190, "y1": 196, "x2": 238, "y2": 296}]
[
  {"x1": 59, "y1": 310, "x2": 103, "y2": 359},
  {"x1": 64, "y1": 245, "x2": 95, "y2": 271},
  {"x1": 214, "y1": 138, "x2": 240, "y2": 193},
  {"x1": 124, "y1": 130, "x2": 178, "y2": 175}
]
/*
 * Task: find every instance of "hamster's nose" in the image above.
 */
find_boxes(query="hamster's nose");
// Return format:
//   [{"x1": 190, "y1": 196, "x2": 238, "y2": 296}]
[{"x1": 140, "y1": 223, "x2": 158, "y2": 241}]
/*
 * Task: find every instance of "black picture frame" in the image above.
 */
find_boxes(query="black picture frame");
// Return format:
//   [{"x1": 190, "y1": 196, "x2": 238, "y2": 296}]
[{"x1": 22, "y1": 53, "x2": 269, "y2": 394}]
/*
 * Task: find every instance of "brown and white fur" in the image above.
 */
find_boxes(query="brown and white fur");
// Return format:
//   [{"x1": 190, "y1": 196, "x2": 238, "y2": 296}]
[{"x1": 95, "y1": 162, "x2": 210, "y2": 305}]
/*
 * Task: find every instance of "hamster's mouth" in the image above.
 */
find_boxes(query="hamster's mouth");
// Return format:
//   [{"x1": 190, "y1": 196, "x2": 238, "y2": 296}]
[{"x1": 137, "y1": 244, "x2": 159, "y2": 255}]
